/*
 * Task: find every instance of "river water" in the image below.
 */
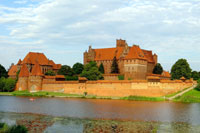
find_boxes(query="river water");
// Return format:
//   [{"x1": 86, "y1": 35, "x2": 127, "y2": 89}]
[{"x1": 0, "y1": 96, "x2": 200, "y2": 132}]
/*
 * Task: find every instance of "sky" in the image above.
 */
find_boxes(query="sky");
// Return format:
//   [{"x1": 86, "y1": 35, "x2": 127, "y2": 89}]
[{"x1": 0, "y1": 0, "x2": 200, "y2": 71}]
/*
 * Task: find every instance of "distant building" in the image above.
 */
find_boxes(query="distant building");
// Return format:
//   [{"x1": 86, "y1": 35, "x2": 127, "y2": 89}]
[
  {"x1": 8, "y1": 52, "x2": 61, "y2": 79},
  {"x1": 84, "y1": 39, "x2": 159, "y2": 80}
]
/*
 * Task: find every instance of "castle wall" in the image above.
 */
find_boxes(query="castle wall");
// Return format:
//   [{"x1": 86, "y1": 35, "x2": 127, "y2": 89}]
[
  {"x1": 17, "y1": 77, "x2": 28, "y2": 91},
  {"x1": 28, "y1": 76, "x2": 43, "y2": 92},
  {"x1": 42, "y1": 79, "x2": 193, "y2": 97}
]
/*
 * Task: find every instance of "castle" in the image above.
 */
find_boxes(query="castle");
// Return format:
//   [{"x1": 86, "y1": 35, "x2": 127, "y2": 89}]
[
  {"x1": 8, "y1": 52, "x2": 61, "y2": 79},
  {"x1": 7, "y1": 42, "x2": 193, "y2": 97},
  {"x1": 8, "y1": 52, "x2": 63, "y2": 92},
  {"x1": 84, "y1": 39, "x2": 158, "y2": 80}
]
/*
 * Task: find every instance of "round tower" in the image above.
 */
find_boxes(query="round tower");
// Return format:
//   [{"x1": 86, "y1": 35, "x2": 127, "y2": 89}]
[{"x1": 18, "y1": 63, "x2": 29, "y2": 91}]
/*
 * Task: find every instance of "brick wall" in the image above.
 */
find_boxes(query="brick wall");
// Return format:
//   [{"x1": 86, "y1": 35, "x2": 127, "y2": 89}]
[{"x1": 42, "y1": 79, "x2": 193, "y2": 97}]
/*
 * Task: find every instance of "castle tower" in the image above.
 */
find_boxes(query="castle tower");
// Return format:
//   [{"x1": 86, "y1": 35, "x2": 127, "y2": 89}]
[
  {"x1": 18, "y1": 63, "x2": 29, "y2": 91},
  {"x1": 116, "y1": 39, "x2": 127, "y2": 47},
  {"x1": 28, "y1": 61, "x2": 43, "y2": 92}
]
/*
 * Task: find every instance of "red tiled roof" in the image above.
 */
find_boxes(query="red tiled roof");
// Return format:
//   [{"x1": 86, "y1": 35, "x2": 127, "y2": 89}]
[
  {"x1": 17, "y1": 59, "x2": 22, "y2": 65},
  {"x1": 55, "y1": 75, "x2": 65, "y2": 78},
  {"x1": 94, "y1": 47, "x2": 124, "y2": 61},
  {"x1": 142, "y1": 49, "x2": 154, "y2": 63},
  {"x1": 125, "y1": 45, "x2": 147, "y2": 60},
  {"x1": 162, "y1": 71, "x2": 171, "y2": 78},
  {"x1": 22, "y1": 52, "x2": 49, "y2": 65},
  {"x1": 8, "y1": 65, "x2": 17, "y2": 76},
  {"x1": 19, "y1": 64, "x2": 29, "y2": 77},
  {"x1": 31, "y1": 62, "x2": 43, "y2": 76}
]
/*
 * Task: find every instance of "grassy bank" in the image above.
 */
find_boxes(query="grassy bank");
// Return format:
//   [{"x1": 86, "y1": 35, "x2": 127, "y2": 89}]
[
  {"x1": 173, "y1": 88, "x2": 200, "y2": 103},
  {"x1": 0, "y1": 122, "x2": 27, "y2": 133},
  {"x1": 0, "y1": 91, "x2": 166, "y2": 101},
  {"x1": 121, "y1": 96, "x2": 165, "y2": 101}
]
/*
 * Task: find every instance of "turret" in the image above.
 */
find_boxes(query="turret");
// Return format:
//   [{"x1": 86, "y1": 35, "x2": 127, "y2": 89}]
[
  {"x1": 18, "y1": 63, "x2": 29, "y2": 91},
  {"x1": 28, "y1": 61, "x2": 43, "y2": 92},
  {"x1": 153, "y1": 54, "x2": 158, "y2": 65},
  {"x1": 116, "y1": 39, "x2": 127, "y2": 47}
]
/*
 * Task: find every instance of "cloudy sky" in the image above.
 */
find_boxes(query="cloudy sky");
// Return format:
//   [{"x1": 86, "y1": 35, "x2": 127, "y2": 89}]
[{"x1": 0, "y1": 0, "x2": 200, "y2": 71}]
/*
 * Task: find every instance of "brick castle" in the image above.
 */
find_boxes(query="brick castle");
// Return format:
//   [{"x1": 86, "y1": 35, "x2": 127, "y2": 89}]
[
  {"x1": 7, "y1": 39, "x2": 193, "y2": 97},
  {"x1": 84, "y1": 39, "x2": 158, "y2": 80}
]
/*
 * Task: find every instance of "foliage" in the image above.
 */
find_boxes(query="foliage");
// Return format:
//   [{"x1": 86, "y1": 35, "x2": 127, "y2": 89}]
[
  {"x1": 0, "y1": 77, "x2": 16, "y2": 92},
  {"x1": 0, "y1": 123, "x2": 27, "y2": 133},
  {"x1": 111, "y1": 56, "x2": 119, "y2": 73},
  {"x1": 0, "y1": 64, "x2": 7, "y2": 78},
  {"x1": 58, "y1": 65, "x2": 73, "y2": 76},
  {"x1": 16, "y1": 70, "x2": 20, "y2": 81},
  {"x1": 65, "y1": 75, "x2": 78, "y2": 81},
  {"x1": 72, "y1": 63, "x2": 84, "y2": 75},
  {"x1": 98, "y1": 63, "x2": 105, "y2": 74},
  {"x1": 153, "y1": 63, "x2": 163, "y2": 74},
  {"x1": 45, "y1": 70, "x2": 56, "y2": 76},
  {"x1": 118, "y1": 75, "x2": 124, "y2": 80},
  {"x1": 80, "y1": 61, "x2": 103, "y2": 80},
  {"x1": 191, "y1": 71, "x2": 200, "y2": 81},
  {"x1": 171, "y1": 59, "x2": 192, "y2": 80},
  {"x1": 7, "y1": 125, "x2": 28, "y2": 133},
  {"x1": 121, "y1": 95, "x2": 164, "y2": 101}
]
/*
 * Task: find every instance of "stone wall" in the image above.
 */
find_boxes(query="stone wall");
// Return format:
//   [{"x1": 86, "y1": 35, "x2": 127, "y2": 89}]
[{"x1": 42, "y1": 79, "x2": 193, "y2": 97}]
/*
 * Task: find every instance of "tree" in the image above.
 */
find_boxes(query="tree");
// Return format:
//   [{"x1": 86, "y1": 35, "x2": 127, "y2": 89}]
[
  {"x1": 191, "y1": 71, "x2": 200, "y2": 80},
  {"x1": 171, "y1": 59, "x2": 192, "y2": 80},
  {"x1": 80, "y1": 61, "x2": 103, "y2": 80},
  {"x1": 45, "y1": 70, "x2": 56, "y2": 76},
  {"x1": 153, "y1": 63, "x2": 163, "y2": 74},
  {"x1": 72, "y1": 63, "x2": 84, "y2": 75},
  {"x1": 98, "y1": 63, "x2": 104, "y2": 74},
  {"x1": 111, "y1": 56, "x2": 119, "y2": 73},
  {"x1": 0, "y1": 64, "x2": 7, "y2": 78},
  {"x1": 58, "y1": 65, "x2": 73, "y2": 76}
]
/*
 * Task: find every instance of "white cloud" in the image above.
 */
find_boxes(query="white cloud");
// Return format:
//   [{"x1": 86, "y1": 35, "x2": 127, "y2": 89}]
[{"x1": 0, "y1": 0, "x2": 200, "y2": 71}]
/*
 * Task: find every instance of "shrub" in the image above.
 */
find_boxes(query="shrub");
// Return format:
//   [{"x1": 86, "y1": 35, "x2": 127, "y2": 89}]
[
  {"x1": 65, "y1": 76, "x2": 78, "y2": 81},
  {"x1": 118, "y1": 75, "x2": 124, "y2": 80},
  {"x1": 7, "y1": 125, "x2": 28, "y2": 133},
  {"x1": 45, "y1": 70, "x2": 56, "y2": 76},
  {"x1": 0, "y1": 78, "x2": 16, "y2": 92}
]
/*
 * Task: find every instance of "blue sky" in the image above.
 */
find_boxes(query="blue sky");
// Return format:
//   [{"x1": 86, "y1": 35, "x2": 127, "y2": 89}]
[{"x1": 0, "y1": 0, "x2": 200, "y2": 71}]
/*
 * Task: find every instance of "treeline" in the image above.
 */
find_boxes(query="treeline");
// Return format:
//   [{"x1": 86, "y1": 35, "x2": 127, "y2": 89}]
[
  {"x1": 153, "y1": 59, "x2": 200, "y2": 80},
  {"x1": 0, "y1": 64, "x2": 16, "y2": 92},
  {"x1": 49, "y1": 62, "x2": 104, "y2": 81}
]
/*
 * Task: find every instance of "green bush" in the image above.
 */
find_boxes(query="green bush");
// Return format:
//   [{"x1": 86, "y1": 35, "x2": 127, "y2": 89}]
[
  {"x1": 0, "y1": 78, "x2": 16, "y2": 92},
  {"x1": 7, "y1": 125, "x2": 27, "y2": 133},
  {"x1": 45, "y1": 70, "x2": 56, "y2": 76},
  {"x1": 65, "y1": 76, "x2": 78, "y2": 81},
  {"x1": 0, "y1": 123, "x2": 5, "y2": 129},
  {"x1": 118, "y1": 75, "x2": 124, "y2": 80}
]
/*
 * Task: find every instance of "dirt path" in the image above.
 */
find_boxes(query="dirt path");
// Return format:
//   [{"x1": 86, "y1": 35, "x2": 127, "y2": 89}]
[{"x1": 168, "y1": 84, "x2": 197, "y2": 101}]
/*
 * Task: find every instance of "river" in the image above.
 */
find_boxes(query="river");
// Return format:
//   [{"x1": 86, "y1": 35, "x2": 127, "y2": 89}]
[{"x1": 0, "y1": 96, "x2": 200, "y2": 132}]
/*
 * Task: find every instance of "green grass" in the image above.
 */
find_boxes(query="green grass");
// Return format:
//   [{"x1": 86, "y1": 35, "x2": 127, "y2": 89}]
[
  {"x1": 173, "y1": 89, "x2": 200, "y2": 103},
  {"x1": 121, "y1": 95, "x2": 165, "y2": 101},
  {"x1": 165, "y1": 87, "x2": 189, "y2": 98}
]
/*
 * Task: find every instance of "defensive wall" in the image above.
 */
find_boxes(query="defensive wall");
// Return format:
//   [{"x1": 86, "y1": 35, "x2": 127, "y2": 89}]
[{"x1": 41, "y1": 79, "x2": 194, "y2": 97}]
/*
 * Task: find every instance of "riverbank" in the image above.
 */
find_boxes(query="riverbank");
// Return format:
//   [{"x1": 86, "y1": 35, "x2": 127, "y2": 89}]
[
  {"x1": 173, "y1": 85, "x2": 200, "y2": 103},
  {"x1": 0, "y1": 90, "x2": 165, "y2": 101},
  {"x1": 1, "y1": 85, "x2": 199, "y2": 102}
]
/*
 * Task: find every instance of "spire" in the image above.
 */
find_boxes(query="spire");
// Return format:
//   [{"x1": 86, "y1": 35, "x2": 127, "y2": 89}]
[
  {"x1": 17, "y1": 59, "x2": 22, "y2": 65},
  {"x1": 19, "y1": 64, "x2": 29, "y2": 77},
  {"x1": 31, "y1": 61, "x2": 43, "y2": 76}
]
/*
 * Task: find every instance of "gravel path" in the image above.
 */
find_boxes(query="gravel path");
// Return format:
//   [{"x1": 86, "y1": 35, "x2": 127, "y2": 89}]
[{"x1": 168, "y1": 84, "x2": 197, "y2": 101}]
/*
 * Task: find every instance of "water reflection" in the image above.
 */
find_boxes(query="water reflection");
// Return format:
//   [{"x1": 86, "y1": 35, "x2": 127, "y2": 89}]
[
  {"x1": 0, "y1": 112, "x2": 200, "y2": 133},
  {"x1": 1, "y1": 96, "x2": 200, "y2": 126}
]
